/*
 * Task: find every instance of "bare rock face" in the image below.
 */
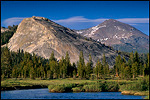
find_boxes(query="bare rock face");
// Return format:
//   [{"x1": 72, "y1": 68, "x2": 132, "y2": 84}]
[
  {"x1": 75, "y1": 19, "x2": 149, "y2": 53},
  {"x1": 7, "y1": 16, "x2": 121, "y2": 67}
]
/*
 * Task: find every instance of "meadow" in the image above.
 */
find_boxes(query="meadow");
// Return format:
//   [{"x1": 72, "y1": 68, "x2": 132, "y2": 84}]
[{"x1": 1, "y1": 77, "x2": 149, "y2": 99}]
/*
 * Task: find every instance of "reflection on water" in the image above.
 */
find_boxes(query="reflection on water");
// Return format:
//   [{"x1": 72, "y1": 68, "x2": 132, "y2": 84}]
[{"x1": 1, "y1": 88, "x2": 145, "y2": 99}]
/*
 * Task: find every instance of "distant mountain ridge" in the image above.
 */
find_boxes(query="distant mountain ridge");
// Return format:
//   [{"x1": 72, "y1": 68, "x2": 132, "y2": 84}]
[
  {"x1": 6, "y1": 16, "x2": 125, "y2": 67},
  {"x1": 75, "y1": 19, "x2": 149, "y2": 53},
  {"x1": 1, "y1": 27, "x2": 9, "y2": 33}
]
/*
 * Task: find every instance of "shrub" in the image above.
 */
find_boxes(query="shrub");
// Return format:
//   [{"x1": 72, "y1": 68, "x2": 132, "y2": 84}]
[
  {"x1": 48, "y1": 85, "x2": 55, "y2": 90},
  {"x1": 48, "y1": 83, "x2": 77, "y2": 92},
  {"x1": 120, "y1": 76, "x2": 149, "y2": 91},
  {"x1": 83, "y1": 84, "x2": 101, "y2": 92},
  {"x1": 105, "y1": 81, "x2": 119, "y2": 92},
  {"x1": 51, "y1": 85, "x2": 66, "y2": 92},
  {"x1": 72, "y1": 87, "x2": 83, "y2": 92}
]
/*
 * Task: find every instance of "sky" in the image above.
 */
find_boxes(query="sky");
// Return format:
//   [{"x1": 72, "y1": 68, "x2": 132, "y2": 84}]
[{"x1": 1, "y1": 1, "x2": 149, "y2": 35}]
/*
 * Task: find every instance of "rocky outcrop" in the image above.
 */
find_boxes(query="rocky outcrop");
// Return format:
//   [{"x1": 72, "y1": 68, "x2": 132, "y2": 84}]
[
  {"x1": 75, "y1": 19, "x2": 149, "y2": 53},
  {"x1": 7, "y1": 16, "x2": 123, "y2": 67},
  {"x1": 121, "y1": 91, "x2": 149, "y2": 96},
  {"x1": 1, "y1": 27, "x2": 9, "y2": 33}
]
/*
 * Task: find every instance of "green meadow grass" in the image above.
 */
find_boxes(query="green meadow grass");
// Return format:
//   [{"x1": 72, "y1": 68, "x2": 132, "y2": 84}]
[{"x1": 1, "y1": 77, "x2": 149, "y2": 97}]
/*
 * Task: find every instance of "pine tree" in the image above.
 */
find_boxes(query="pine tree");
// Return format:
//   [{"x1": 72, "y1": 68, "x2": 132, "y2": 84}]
[
  {"x1": 47, "y1": 70, "x2": 53, "y2": 79},
  {"x1": 128, "y1": 51, "x2": 134, "y2": 66},
  {"x1": 133, "y1": 51, "x2": 140, "y2": 75},
  {"x1": 124, "y1": 66, "x2": 131, "y2": 79},
  {"x1": 30, "y1": 67, "x2": 35, "y2": 79},
  {"x1": 85, "y1": 54, "x2": 93, "y2": 79},
  {"x1": 77, "y1": 51, "x2": 86, "y2": 79},
  {"x1": 94, "y1": 59, "x2": 100, "y2": 79},
  {"x1": 62, "y1": 60, "x2": 67, "y2": 79},
  {"x1": 122, "y1": 56, "x2": 126, "y2": 63},
  {"x1": 49, "y1": 51, "x2": 58, "y2": 79},
  {"x1": 131, "y1": 62, "x2": 138, "y2": 79},
  {"x1": 145, "y1": 53, "x2": 149, "y2": 75},
  {"x1": 49, "y1": 51, "x2": 56, "y2": 61},
  {"x1": 120, "y1": 62, "x2": 125, "y2": 79},
  {"x1": 1, "y1": 46, "x2": 12, "y2": 78},
  {"x1": 105, "y1": 63, "x2": 109, "y2": 76},
  {"x1": 102, "y1": 54, "x2": 110, "y2": 77},
  {"x1": 114, "y1": 55, "x2": 122, "y2": 77},
  {"x1": 73, "y1": 70, "x2": 76, "y2": 79},
  {"x1": 65, "y1": 51, "x2": 71, "y2": 77},
  {"x1": 134, "y1": 51, "x2": 139, "y2": 63},
  {"x1": 40, "y1": 64, "x2": 44, "y2": 79},
  {"x1": 143, "y1": 64, "x2": 147, "y2": 76},
  {"x1": 59, "y1": 56, "x2": 64, "y2": 78},
  {"x1": 23, "y1": 65, "x2": 28, "y2": 78},
  {"x1": 33, "y1": 53, "x2": 38, "y2": 66},
  {"x1": 12, "y1": 65, "x2": 17, "y2": 78},
  {"x1": 139, "y1": 63, "x2": 143, "y2": 76}
]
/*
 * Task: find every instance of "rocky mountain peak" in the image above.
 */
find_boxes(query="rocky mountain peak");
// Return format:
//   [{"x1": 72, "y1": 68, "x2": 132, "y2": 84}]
[
  {"x1": 32, "y1": 16, "x2": 53, "y2": 22},
  {"x1": 75, "y1": 19, "x2": 149, "y2": 53},
  {"x1": 103, "y1": 19, "x2": 118, "y2": 23},
  {"x1": 6, "y1": 16, "x2": 121, "y2": 67}
]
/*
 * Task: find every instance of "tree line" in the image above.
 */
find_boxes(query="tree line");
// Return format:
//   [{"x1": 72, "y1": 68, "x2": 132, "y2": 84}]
[
  {"x1": 1, "y1": 25, "x2": 18, "y2": 45},
  {"x1": 113, "y1": 51, "x2": 149, "y2": 79},
  {"x1": 1, "y1": 46, "x2": 149, "y2": 80}
]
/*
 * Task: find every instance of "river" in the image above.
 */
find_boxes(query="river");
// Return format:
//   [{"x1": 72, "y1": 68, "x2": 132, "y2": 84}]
[{"x1": 1, "y1": 88, "x2": 145, "y2": 99}]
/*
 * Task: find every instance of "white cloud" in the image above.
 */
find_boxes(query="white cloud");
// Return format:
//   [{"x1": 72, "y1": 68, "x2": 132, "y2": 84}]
[
  {"x1": 2, "y1": 17, "x2": 26, "y2": 27},
  {"x1": 53, "y1": 16, "x2": 108, "y2": 23},
  {"x1": 2, "y1": 16, "x2": 149, "y2": 29},
  {"x1": 52, "y1": 16, "x2": 149, "y2": 24},
  {"x1": 117, "y1": 18, "x2": 149, "y2": 23},
  {"x1": 51, "y1": 17, "x2": 149, "y2": 30}
]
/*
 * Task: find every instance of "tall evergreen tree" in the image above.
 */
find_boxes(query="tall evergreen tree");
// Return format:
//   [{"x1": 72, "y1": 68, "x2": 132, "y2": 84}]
[
  {"x1": 59, "y1": 56, "x2": 64, "y2": 78},
  {"x1": 65, "y1": 51, "x2": 72, "y2": 77},
  {"x1": 23, "y1": 65, "x2": 28, "y2": 78},
  {"x1": 139, "y1": 63, "x2": 143, "y2": 76},
  {"x1": 12, "y1": 65, "x2": 18, "y2": 78},
  {"x1": 77, "y1": 51, "x2": 86, "y2": 79},
  {"x1": 1, "y1": 46, "x2": 12, "y2": 78},
  {"x1": 120, "y1": 62, "x2": 125, "y2": 79},
  {"x1": 145, "y1": 53, "x2": 149, "y2": 75},
  {"x1": 131, "y1": 62, "x2": 138, "y2": 79},
  {"x1": 49, "y1": 51, "x2": 58, "y2": 79},
  {"x1": 114, "y1": 55, "x2": 122, "y2": 77},
  {"x1": 128, "y1": 51, "x2": 134, "y2": 66},
  {"x1": 94, "y1": 59, "x2": 100, "y2": 79},
  {"x1": 30, "y1": 67, "x2": 35, "y2": 79},
  {"x1": 124, "y1": 66, "x2": 131, "y2": 79},
  {"x1": 49, "y1": 51, "x2": 56, "y2": 61},
  {"x1": 133, "y1": 51, "x2": 140, "y2": 75},
  {"x1": 85, "y1": 54, "x2": 93, "y2": 79}
]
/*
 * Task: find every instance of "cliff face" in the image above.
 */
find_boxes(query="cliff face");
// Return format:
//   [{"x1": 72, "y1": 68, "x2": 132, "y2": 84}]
[
  {"x1": 75, "y1": 19, "x2": 149, "y2": 53},
  {"x1": 7, "y1": 16, "x2": 121, "y2": 67}
]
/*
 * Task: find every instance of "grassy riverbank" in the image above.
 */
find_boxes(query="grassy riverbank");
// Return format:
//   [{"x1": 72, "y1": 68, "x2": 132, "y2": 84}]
[
  {"x1": 1, "y1": 78, "x2": 96, "y2": 91},
  {"x1": 1, "y1": 78, "x2": 134, "y2": 90},
  {"x1": 1, "y1": 78, "x2": 149, "y2": 97}
]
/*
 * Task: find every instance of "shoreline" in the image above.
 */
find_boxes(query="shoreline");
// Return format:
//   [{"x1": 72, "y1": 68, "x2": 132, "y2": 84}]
[
  {"x1": 121, "y1": 90, "x2": 149, "y2": 96},
  {"x1": 1, "y1": 85, "x2": 47, "y2": 91},
  {"x1": 1, "y1": 85, "x2": 148, "y2": 97},
  {"x1": 1, "y1": 78, "x2": 149, "y2": 98}
]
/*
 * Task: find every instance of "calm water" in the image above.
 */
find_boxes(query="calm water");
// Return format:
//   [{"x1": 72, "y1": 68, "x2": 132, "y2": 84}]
[{"x1": 1, "y1": 88, "x2": 145, "y2": 99}]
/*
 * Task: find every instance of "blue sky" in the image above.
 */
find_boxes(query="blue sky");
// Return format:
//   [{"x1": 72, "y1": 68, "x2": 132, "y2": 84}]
[{"x1": 1, "y1": 1, "x2": 149, "y2": 35}]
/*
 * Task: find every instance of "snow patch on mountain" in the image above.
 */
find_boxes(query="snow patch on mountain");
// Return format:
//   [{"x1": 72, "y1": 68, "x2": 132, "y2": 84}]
[
  {"x1": 113, "y1": 33, "x2": 133, "y2": 39},
  {"x1": 89, "y1": 25, "x2": 106, "y2": 37},
  {"x1": 76, "y1": 31, "x2": 83, "y2": 34}
]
